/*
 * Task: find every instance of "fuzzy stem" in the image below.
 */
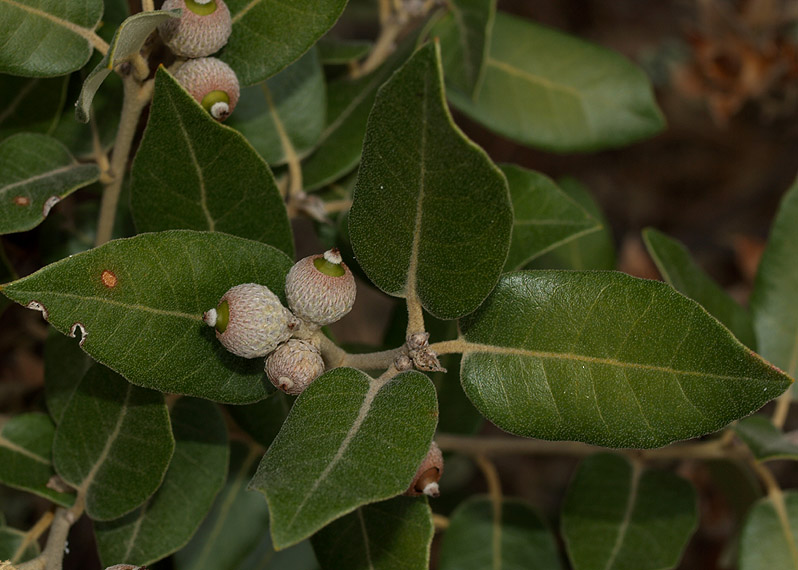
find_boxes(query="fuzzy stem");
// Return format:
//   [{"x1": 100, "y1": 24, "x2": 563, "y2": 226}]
[
  {"x1": 428, "y1": 338, "x2": 468, "y2": 356},
  {"x1": 16, "y1": 497, "x2": 85, "y2": 570},
  {"x1": 315, "y1": 333, "x2": 406, "y2": 371},
  {"x1": 10, "y1": 512, "x2": 53, "y2": 564},
  {"x1": 142, "y1": 0, "x2": 155, "y2": 11}
]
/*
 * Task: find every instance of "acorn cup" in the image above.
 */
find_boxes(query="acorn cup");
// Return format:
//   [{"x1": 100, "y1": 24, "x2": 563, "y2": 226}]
[
  {"x1": 265, "y1": 339, "x2": 325, "y2": 395},
  {"x1": 284, "y1": 248, "x2": 356, "y2": 329},
  {"x1": 173, "y1": 57, "x2": 240, "y2": 121},
  {"x1": 159, "y1": 0, "x2": 232, "y2": 58},
  {"x1": 405, "y1": 441, "x2": 444, "y2": 497}
]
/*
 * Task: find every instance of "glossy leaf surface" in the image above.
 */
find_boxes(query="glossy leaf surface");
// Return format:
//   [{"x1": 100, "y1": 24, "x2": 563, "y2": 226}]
[
  {"x1": 739, "y1": 492, "x2": 798, "y2": 570},
  {"x1": 222, "y1": 0, "x2": 348, "y2": 86},
  {"x1": 349, "y1": 42, "x2": 512, "y2": 319},
  {"x1": 0, "y1": 133, "x2": 99, "y2": 235},
  {"x1": 0, "y1": 413, "x2": 74, "y2": 506},
  {"x1": 2, "y1": 230, "x2": 293, "y2": 403},
  {"x1": 311, "y1": 497, "x2": 433, "y2": 570},
  {"x1": 95, "y1": 398, "x2": 228, "y2": 567},
  {"x1": 447, "y1": 12, "x2": 665, "y2": 152},
  {"x1": 643, "y1": 227, "x2": 756, "y2": 348},
  {"x1": 250, "y1": 368, "x2": 438, "y2": 549},
  {"x1": 131, "y1": 69, "x2": 293, "y2": 255},
  {"x1": 0, "y1": 75, "x2": 67, "y2": 140},
  {"x1": 734, "y1": 415, "x2": 798, "y2": 462},
  {"x1": 439, "y1": 496, "x2": 561, "y2": 570},
  {"x1": 502, "y1": 164, "x2": 600, "y2": 271},
  {"x1": 43, "y1": 327, "x2": 92, "y2": 424},
  {"x1": 459, "y1": 271, "x2": 792, "y2": 448},
  {"x1": 435, "y1": 0, "x2": 495, "y2": 94},
  {"x1": 562, "y1": 453, "x2": 697, "y2": 570},
  {"x1": 53, "y1": 365, "x2": 174, "y2": 520},
  {"x1": 0, "y1": 0, "x2": 103, "y2": 76}
]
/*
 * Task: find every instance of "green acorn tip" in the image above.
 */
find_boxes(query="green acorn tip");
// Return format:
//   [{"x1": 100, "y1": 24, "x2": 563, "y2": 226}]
[
  {"x1": 203, "y1": 299, "x2": 229, "y2": 332},
  {"x1": 313, "y1": 248, "x2": 345, "y2": 277},
  {"x1": 186, "y1": 0, "x2": 217, "y2": 16}
]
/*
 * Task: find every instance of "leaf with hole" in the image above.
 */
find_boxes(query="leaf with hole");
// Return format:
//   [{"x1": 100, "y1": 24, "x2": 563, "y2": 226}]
[
  {"x1": 739, "y1": 491, "x2": 798, "y2": 570},
  {"x1": 459, "y1": 271, "x2": 792, "y2": 448}
]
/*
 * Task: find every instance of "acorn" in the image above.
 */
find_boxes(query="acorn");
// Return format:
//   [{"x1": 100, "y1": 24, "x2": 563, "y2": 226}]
[
  {"x1": 204, "y1": 283, "x2": 298, "y2": 359},
  {"x1": 405, "y1": 441, "x2": 443, "y2": 497},
  {"x1": 285, "y1": 248, "x2": 356, "y2": 328},
  {"x1": 265, "y1": 339, "x2": 325, "y2": 395},
  {"x1": 159, "y1": 0, "x2": 232, "y2": 58},
  {"x1": 173, "y1": 57, "x2": 240, "y2": 121}
]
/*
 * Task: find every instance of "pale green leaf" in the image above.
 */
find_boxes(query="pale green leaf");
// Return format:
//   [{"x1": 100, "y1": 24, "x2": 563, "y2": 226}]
[
  {"x1": 250, "y1": 368, "x2": 438, "y2": 549},
  {"x1": 95, "y1": 398, "x2": 228, "y2": 567},
  {"x1": 75, "y1": 10, "x2": 179, "y2": 123},
  {"x1": 739, "y1": 491, "x2": 798, "y2": 570},
  {"x1": 734, "y1": 415, "x2": 798, "y2": 462},
  {"x1": 0, "y1": 133, "x2": 99, "y2": 235},
  {"x1": 221, "y1": 0, "x2": 348, "y2": 86},
  {"x1": 311, "y1": 497, "x2": 434, "y2": 570},
  {"x1": 1, "y1": 230, "x2": 293, "y2": 403},
  {"x1": 643, "y1": 227, "x2": 756, "y2": 348},
  {"x1": 0, "y1": 525, "x2": 40, "y2": 563},
  {"x1": 131, "y1": 69, "x2": 293, "y2": 255},
  {"x1": 459, "y1": 271, "x2": 792, "y2": 448},
  {"x1": 435, "y1": 0, "x2": 496, "y2": 94},
  {"x1": 53, "y1": 364, "x2": 174, "y2": 521},
  {"x1": 349, "y1": 42, "x2": 512, "y2": 319},
  {"x1": 447, "y1": 12, "x2": 665, "y2": 152},
  {"x1": 44, "y1": 327, "x2": 92, "y2": 424},
  {"x1": 0, "y1": 75, "x2": 68, "y2": 140},
  {"x1": 0, "y1": 0, "x2": 103, "y2": 77},
  {"x1": 0, "y1": 413, "x2": 74, "y2": 507},
  {"x1": 562, "y1": 453, "x2": 697, "y2": 570},
  {"x1": 439, "y1": 496, "x2": 561, "y2": 570}
]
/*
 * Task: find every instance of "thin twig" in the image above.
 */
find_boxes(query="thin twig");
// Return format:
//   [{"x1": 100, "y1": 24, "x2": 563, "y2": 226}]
[
  {"x1": 773, "y1": 390, "x2": 792, "y2": 429},
  {"x1": 17, "y1": 497, "x2": 85, "y2": 570},
  {"x1": 432, "y1": 513, "x2": 450, "y2": 531},
  {"x1": 748, "y1": 456, "x2": 798, "y2": 566},
  {"x1": 10, "y1": 512, "x2": 53, "y2": 564},
  {"x1": 475, "y1": 454, "x2": 503, "y2": 563},
  {"x1": 142, "y1": 0, "x2": 155, "y2": 11}
]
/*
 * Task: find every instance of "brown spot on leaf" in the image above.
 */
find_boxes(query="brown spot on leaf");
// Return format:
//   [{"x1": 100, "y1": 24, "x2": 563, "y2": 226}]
[
  {"x1": 101, "y1": 270, "x2": 118, "y2": 288},
  {"x1": 14, "y1": 196, "x2": 30, "y2": 206}
]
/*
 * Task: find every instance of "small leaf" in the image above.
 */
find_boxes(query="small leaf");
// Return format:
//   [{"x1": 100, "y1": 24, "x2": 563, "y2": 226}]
[
  {"x1": 311, "y1": 496, "x2": 434, "y2": 570},
  {"x1": 0, "y1": 413, "x2": 74, "y2": 507},
  {"x1": 2, "y1": 230, "x2": 293, "y2": 403},
  {"x1": 75, "y1": 10, "x2": 179, "y2": 123},
  {"x1": 0, "y1": 133, "x2": 99, "y2": 235},
  {"x1": 502, "y1": 164, "x2": 600, "y2": 271},
  {"x1": 226, "y1": 392, "x2": 293, "y2": 448},
  {"x1": 53, "y1": 364, "x2": 175, "y2": 520},
  {"x1": 0, "y1": 75, "x2": 68, "y2": 140},
  {"x1": 459, "y1": 271, "x2": 792, "y2": 448},
  {"x1": 44, "y1": 327, "x2": 92, "y2": 424},
  {"x1": 95, "y1": 398, "x2": 229, "y2": 567},
  {"x1": 739, "y1": 492, "x2": 798, "y2": 570},
  {"x1": 734, "y1": 415, "x2": 798, "y2": 462},
  {"x1": 643, "y1": 227, "x2": 756, "y2": 348},
  {"x1": 131, "y1": 68, "x2": 293, "y2": 255},
  {"x1": 0, "y1": 0, "x2": 103, "y2": 77},
  {"x1": 435, "y1": 0, "x2": 496, "y2": 94},
  {"x1": 228, "y1": 48, "x2": 326, "y2": 166},
  {"x1": 250, "y1": 368, "x2": 438, "y2": 549},
  {"x1": 349, "y1": 42, "x2": 512, "y2": 320},
  {"x1": 222, "y1": 0, "x2": 348, "y2": 86},
  {"x1": 561, "y1": 453, "x2": 697, "y2": 570},
  {"x1": 0, "y1": 525, "x2": 40, "y2": 563},
  {"x1": 439, "y1": 496, "x2": 561, "y2": 570},
  {"x1": 446, "y1": 12, "x2": 665, "y2": 152}
]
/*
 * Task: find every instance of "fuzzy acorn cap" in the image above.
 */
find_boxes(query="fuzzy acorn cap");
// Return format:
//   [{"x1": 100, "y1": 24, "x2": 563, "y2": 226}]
[
  {"x1": 173, "y1": 57, "x2": 240, "y2": 121},
  {"x1": 405, "y1": 441, "x2": 443, "y2": 497},
  {"x1": 203, "y1": 283, "x2": 298, "y2": 359},
  {"x1": 265, "y1": 339, "x2": 325, "y2": 395},
  {"x1": 285, "y1": 249, "x2": 356, "y2": 327},
  {"x1": 159, "y1": 0, "x2": 232, "y2": 58}
]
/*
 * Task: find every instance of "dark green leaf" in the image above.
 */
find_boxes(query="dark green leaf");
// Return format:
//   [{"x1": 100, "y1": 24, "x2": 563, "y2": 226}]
[
  {"x1": 95, "y1": 398, "x2": 228, "y2": 566},
  {"x1": 311, "y1": 496, "x2": 433, "y2": 570},
  {"x1": 734, "y1": 415, "x2": 798, "y2": 462},
  {"x1": 53, "y1": 365, "x2": 174, "y2": 520},
  {"x1": 227, "y1": 392, "x2": 293, "y2": 448},
  {"x1": 349, "y1": 42, "x2": 512, "y2": 319},
  {"x1": 502, "y1": 164, "x2": 600, "y2": 271},
  {"x1": 44, "y1": 327, "x2": 92, "y2": 424},
  {"x1": 459, "y1": 271, "x2": 792, "y2": 448},
  {"x1": 131, "y1": 69, "x2": 293, "y2": 255},
  {"x1": 447, "y1": 12, "x2": 665, "y2": 152},
  {"x1": 250, "y1": 368, "x2": 438, "y2": 549},
  {"x1": 2, "y1": 230, "x2": 293, "y2": 403},
  {"x1": 317, "y1": 38, "x2": 371, "y2": 65},
  {"x1": 643, "y1": 227, "x2": 756, "y2": 348},
  {"x1": 435, "y1": 0, "x2": 496, "y2": 94},
  {"x1": 0, "y1": 0, "x2": 103, "y2": 77},
  {"x1": 75, "y1": 10, "x2": 179, "y2": 123},
  {"x1": 439, "y1": 495, "x2": 561, "y2": 570},
  {"x1": 222, "y1": 0, "x2": 348, "y2": 86},
  {"x1": 562, "y1": 453, "x2": 697, "y2": 570},
  {"x1": 228, "y1": 48, "x2": 326, "y2": 166},
  {"x1": 739, "y1": 491, "x2": 798, "y2": 570},
  {"x1": 0, "y1": 133, "x2": 99, "y2": 235},
  {"x1": 0, "y1": 525, "x2": 39, "y2": 563},
  {"x1": 0, "y1": 413, "x2": 74, "y2": 507},
  {"x1": 0, "y1": 75, "x2": 68, "y2": 140}
]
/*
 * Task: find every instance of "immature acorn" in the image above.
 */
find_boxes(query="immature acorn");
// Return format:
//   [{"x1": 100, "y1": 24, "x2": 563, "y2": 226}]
[
  {"x1": 173, "y1": 57, "x2": 240, "y2": 121},
  {"x1": 159, "y1": 0, "x2": 232, "y2": 58},
  {"x1": 285, "y1": 248, "x2": 356, "y2": 328},
  {"x1": 405, "y1": 441, "x2": 444, "y2": 497},
  {"x1": 204, "y1": 283, "x2": 298, "y2": 359},
  {"x1": 265, "y1": 339, "x2": 325, "y2": 395}
]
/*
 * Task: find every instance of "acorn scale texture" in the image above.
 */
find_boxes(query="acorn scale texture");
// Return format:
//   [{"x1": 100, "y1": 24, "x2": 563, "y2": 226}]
[
  {"x1": 173, "y1": 57, "x2": 240, "y2": 121},
  {"x1": 204, "y1": 283, "x2": 298, "y2": 359},
  {"x1": 405, "y1": 441, "x2": 443, "y2": 497},
  {"x1": 285, "y1": 250, "x2": 356, "y2": 327},
  {"x1": 265, "y1": 339, "x2": 325, "y2": 395},
  {"x1": 159, "y1": 0, "x2": 232, "y2": 58}
]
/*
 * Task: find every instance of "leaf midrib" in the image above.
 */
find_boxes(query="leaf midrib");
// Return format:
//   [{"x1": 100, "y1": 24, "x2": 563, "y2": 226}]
[
  {"x1": 603, "y1": 462, "x2": 640, "y2": 570},
  {"x1": 0, "y1": 163, "x2": 88, "y2": 196},
  {"x1": 0, "y1": 433, "x2": 50, "y2": 465},
  {"x1": 0, "y1": 0, "x2": 98, "y2": 43},
  {"x1": 485, "y1": 57, "x2": 581, "y2": 100}
]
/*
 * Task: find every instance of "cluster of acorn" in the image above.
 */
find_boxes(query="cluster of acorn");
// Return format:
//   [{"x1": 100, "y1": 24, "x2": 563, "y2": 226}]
[{"x1": 158, "y1": 0, "x2": 240, "y2": 121}]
